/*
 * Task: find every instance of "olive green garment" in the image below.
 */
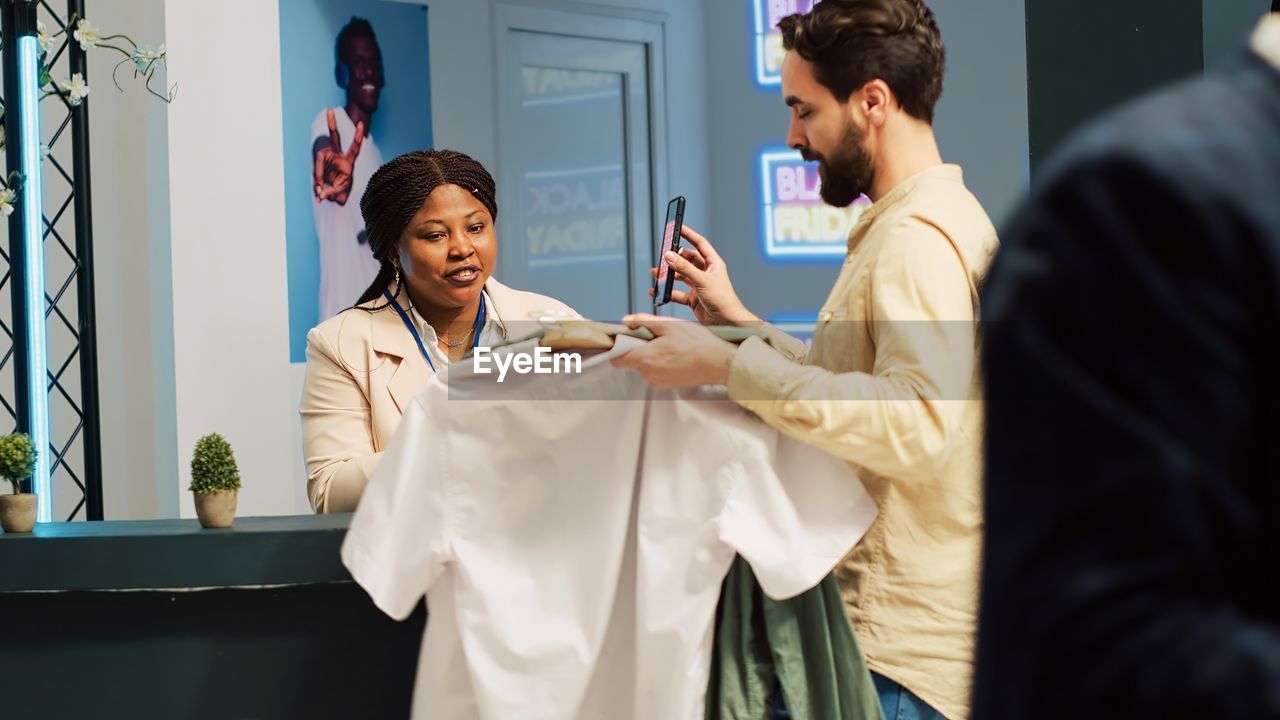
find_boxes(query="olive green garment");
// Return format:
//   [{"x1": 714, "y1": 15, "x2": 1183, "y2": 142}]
[{"x1": 706, "y1": 556, "x2": 884, "y2": 720}]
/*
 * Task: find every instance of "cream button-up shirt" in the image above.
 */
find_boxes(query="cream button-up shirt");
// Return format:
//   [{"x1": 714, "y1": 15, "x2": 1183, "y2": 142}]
[{"x1": 728, "y1": 164, "x2": 998, "y2": 720}]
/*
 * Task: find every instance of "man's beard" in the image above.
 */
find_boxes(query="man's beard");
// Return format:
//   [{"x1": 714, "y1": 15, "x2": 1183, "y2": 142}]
[{"x1": 803, "y1": 119, "x2": 873, "y2": 207}]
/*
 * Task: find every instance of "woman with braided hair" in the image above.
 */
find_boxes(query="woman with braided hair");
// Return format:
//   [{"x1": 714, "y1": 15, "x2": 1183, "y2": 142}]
[{"x1": 300, "y1": 149, "x2": 578, "y2": 514}]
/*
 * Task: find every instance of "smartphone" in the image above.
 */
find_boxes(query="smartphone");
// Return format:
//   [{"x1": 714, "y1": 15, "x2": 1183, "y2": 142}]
[{"x1": 653, "y1": 196, "x2": 686, "y2": 308}]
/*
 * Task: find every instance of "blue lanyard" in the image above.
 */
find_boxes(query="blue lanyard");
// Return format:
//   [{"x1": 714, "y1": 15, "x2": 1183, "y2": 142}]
[{"x1": 383, "y1": 290, "x2": 487, "y2": 373}]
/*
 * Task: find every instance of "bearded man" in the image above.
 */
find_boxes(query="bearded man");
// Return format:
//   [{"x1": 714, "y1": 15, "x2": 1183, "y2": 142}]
[{"x1": 613, "y1": 2, "x2": 998, "y2": 718}]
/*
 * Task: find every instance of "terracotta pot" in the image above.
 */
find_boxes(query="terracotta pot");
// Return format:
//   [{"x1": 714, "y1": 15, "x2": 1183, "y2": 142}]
[
  {"x1": 0, "y1": 493, "x2": 37, "y2": 533},
  {"x1": 193, "y1": 489, "x2": 237, "y2": 529}
]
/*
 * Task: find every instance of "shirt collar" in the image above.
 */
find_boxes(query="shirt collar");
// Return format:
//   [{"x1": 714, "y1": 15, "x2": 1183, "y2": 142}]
[
  {"x1": 1253, "y1": 13, "x2": 1280, "y2": 70},
  {"x1": 408, "y1": 289, "x2": 504, "y2": 346},
  {"x1": 852, "y1": 164, "x2": 964, "y2": 231}
]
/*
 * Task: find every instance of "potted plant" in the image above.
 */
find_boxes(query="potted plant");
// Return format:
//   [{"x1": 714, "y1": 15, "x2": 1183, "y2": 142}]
[
  {"x1": 189, "y1": 433, "x2": 241, "y2": 529},
  {"x1": 0, "y1": 432, "x2": 38, "y2": 533}
]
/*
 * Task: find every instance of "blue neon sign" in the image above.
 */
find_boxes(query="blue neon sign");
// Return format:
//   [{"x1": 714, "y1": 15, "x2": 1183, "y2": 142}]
[
  {"x1": 754, "y1": 0, "x2": 822, "y2": 87},
  {"x1": 759, "y1": 149, "x2": 869, "y2": 260}
]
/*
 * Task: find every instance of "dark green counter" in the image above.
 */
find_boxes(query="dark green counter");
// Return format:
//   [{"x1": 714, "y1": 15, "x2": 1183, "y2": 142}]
[{"x1": 0, "y1": 514, "x2": 424, "y2": 719}]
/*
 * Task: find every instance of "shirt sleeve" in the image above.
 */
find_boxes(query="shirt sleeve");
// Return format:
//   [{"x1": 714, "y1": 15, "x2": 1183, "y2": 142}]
[
  {"x1": 299, "y1": 327, "x2": 381, "y2": 513},
  {"x1": 341, "y1": 390, "x2": 453, "y2": 621},
  {"x1": 727, "y1": 218, "x2": 978, "y2": 482},
  {"x1": 718, "y1": 426, "x2": 878, "y2": 601},
  {"x1": 756, "y1": 323, "x2": 809, "y2": 363}
]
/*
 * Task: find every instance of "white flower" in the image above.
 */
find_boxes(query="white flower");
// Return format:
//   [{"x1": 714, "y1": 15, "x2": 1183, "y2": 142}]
[
  {"x1": 73, "y1": 19, "x2": 99, "y2": 51},
  {"x1": 0, "y1": 188, "x2": 16, "y2": 218},
  {"x1": 57, "y1": 73, "x2": 90, "y2": 106},
  {"x1": 131, "y1": 43, "x2": 166, "y2": 73},
  {"x1": 37, "y1": 20, "x2": 55, "y2": 54},
  {"x1": 0, "y1": 123, "x2": 5, "y2": 150}
]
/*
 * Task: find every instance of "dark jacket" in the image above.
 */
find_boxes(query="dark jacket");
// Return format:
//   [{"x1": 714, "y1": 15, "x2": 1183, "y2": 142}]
[{"x1": 974, "y1": 49, "x2": 1280, "y2": 719}]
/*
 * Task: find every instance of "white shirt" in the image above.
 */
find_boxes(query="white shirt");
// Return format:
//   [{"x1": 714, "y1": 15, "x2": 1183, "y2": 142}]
[
  {"x1": 312, "y1": 107, "x2": 384, "y2": 320},
  {"x1": 406, "y1": 290, "x2": 506, "y2": 373},
  {"x1": 342, "y1": 337, "x2": 878, "y2": 720}
]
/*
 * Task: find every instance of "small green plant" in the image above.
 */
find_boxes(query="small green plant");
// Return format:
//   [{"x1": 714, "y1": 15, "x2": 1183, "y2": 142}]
[
  {"x1": 0, "y1": 432, "x2": 37, "y2": 495},
  {"x1": 189, "y1": 433, "x2": 241, "y2": 494}
]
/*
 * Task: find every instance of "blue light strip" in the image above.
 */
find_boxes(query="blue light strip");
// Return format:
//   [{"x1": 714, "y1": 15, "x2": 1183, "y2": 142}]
[{"x1": 16, "y1": 34, "x2": 52, "y2": 522}]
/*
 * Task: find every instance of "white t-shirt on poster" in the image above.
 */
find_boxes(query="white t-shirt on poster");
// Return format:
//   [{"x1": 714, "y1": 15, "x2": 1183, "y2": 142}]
[
  {"x1": 311, "y1": 106, "x2": 384, "y2": 320},
  {"x1": 341, "y1": 337, "x2": 878, "y2": 720}
]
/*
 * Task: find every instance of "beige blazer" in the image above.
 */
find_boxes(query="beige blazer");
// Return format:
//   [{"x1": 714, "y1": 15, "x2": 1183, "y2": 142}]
[{"x1": 301, "y1": 277, "x2": 577, "y2": 513}]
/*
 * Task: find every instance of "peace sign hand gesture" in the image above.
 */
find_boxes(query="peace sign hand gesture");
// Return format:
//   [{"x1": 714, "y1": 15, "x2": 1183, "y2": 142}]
[{"x1": 313, "y1": 108, "x2": 366, "y2": 206}]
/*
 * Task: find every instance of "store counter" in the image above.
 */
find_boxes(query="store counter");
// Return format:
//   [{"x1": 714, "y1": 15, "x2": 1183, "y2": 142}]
[{"x1": 0, "y1": 513, "x2": 423, "y2": 718}]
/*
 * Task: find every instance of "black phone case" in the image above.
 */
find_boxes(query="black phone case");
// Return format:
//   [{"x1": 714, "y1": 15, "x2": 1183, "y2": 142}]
[{"x1": 656, "y1": 197, "x2": 686, "y2": 308}]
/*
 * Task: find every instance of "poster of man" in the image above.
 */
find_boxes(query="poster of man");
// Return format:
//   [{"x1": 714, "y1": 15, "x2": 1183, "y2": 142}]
[{"x1": 280, "y1": 1, "x2": 432, "y2": 363}]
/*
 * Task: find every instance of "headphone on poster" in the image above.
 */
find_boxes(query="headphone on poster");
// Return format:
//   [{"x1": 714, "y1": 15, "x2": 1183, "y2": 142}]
[{"x1": 334, "y1": 18, "x2": 385, "y2": 90}]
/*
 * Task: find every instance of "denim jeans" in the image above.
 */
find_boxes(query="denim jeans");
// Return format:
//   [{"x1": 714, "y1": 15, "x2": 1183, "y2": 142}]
[
  {"x1": 872, "y1": 673, "x2": 947, "y2": 720},
  {"x1": 773, "y1": 685, "x2": 791, "y2": 718}
]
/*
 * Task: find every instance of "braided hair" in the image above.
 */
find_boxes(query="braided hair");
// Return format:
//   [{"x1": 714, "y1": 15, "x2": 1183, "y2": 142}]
[
  {"x1": 779, "y1": 0, "x2": 945, "y2": 124},
  {"x1": 355, "y1": 149, "x2": 498, "y2": 308}
]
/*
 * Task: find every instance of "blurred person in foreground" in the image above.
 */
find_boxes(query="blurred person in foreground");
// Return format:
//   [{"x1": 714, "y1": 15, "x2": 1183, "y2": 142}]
[{"x1": 973, "y1": 11, "x2": 1280, "y2": 720}]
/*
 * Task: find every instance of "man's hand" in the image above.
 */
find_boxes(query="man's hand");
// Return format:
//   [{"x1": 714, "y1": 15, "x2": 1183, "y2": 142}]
[
  {"x1": 610, "y1": 314, "x2": 737, "y2": 389},
  {"x1": 313, "y1": 108, "x2": 365, "y2": 206},
  {"x1": 650, "y1": 226, "x2": 758, "y2": 326}
]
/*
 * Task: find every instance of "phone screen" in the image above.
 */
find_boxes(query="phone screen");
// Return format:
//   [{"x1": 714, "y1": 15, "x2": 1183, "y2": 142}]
[{"x1": 654, "y1": 196, "x2": 685, "y2": 307}]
